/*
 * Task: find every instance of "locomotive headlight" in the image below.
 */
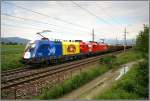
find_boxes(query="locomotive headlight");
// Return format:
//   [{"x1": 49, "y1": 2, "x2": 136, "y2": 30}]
[{"x1": 24, "y1": 52, "x2": 31, "y2": 59}]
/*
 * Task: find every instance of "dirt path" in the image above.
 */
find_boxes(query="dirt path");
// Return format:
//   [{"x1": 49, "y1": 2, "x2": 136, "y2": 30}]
[{"x1": 60, "y1": 60, "x2": 142, "y2": 100}]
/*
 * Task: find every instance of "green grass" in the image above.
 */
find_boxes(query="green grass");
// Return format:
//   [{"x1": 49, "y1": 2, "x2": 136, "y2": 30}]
[
  {"x1": 35, "y1": 49, "x2": 143, "y2": 99},
  {"x1": 1, "y1": 45, "x2": 25, "y2": 71},
  {"x1": 114, "y1": 49, "x2": 142, "y2": 66},
  {"x1": 95, "y1": 60, "x2": 148, "y2": 99},
  {"x1": 36, "y1": 64, "x2": 109, "y2": 99},
  {"x1": 100, "y1": 49, "x2": 142, "y2": 69}
]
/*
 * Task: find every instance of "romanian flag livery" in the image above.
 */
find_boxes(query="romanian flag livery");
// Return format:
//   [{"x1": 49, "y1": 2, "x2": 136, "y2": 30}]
[{"x1": 62, "y1": 41, "x2": 80, "y2": 55}]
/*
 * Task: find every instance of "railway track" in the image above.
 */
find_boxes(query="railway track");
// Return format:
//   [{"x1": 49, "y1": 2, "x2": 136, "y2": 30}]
[
  {"x1": 1, "y1": 55, "x2": 102, "y2": 83},
  {"x1": 1, "y1": 67, "x2": 30, "y2": 77},
  {"x1": 1, "y1": 50, "x2": 126, "y2": 90}
]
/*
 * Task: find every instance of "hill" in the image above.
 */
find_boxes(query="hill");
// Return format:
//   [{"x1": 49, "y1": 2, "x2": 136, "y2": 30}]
[
  {"x1": 1, "y1": 37, "x2": 30, "y2": 44},
  {"x1": 97, "y1": 39, "x2": 135, "y2": 45}
]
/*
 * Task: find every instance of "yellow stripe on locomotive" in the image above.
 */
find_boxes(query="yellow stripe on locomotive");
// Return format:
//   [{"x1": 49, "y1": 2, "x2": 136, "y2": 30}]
[{"x1": 62, "y1": 41, "x2": 80, "y2": 55}]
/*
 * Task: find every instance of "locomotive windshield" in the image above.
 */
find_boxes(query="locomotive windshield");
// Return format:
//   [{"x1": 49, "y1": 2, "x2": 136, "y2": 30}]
[{"x1": 25, "y1": 42, "x2": 36, "y2": 52}]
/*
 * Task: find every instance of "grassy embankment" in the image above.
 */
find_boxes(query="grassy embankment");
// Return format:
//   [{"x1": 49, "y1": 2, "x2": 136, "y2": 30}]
[
  {"x1": 1, "y1": 45, "x2": 25, "y2": 71},
  {"x1": 36, "y1": 49, "x2": 143, "y2": 99},
  {"x1": 95, "y1": 60, "x2": 148, "y2": 99}
]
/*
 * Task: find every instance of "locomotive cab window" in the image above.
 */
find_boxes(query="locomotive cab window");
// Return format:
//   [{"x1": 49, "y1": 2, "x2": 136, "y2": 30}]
[{"x1": 25, "y1": 43, "x2": 36, "y2": 52}]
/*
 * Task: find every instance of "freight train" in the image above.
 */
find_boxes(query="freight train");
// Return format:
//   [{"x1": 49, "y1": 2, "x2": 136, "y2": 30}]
[{"x1": 22, "y1": 37, "x2": 131, "y2": 65}]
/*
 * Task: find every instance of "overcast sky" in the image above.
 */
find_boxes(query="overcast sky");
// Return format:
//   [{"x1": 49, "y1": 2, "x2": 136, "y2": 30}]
[{"x1": 1, "y1": 1, "x2": 149, "y2": 41}]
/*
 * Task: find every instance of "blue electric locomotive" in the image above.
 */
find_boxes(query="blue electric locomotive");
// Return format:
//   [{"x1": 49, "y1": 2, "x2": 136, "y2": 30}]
[{"x1": 23, "y1": 38, "x2": 62, "y2": 64}]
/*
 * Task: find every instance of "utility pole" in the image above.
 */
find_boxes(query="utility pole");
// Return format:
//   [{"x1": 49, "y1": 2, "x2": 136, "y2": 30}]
[
  {"x1": 116, "y1": 36, "x2": 118, "y2": 45},
  {"x1": 124, "y1": 28, "x2": 128, "y2": 52},
  {"x1": 92, "y1": 28, "x2": 94, "y2": 42}
]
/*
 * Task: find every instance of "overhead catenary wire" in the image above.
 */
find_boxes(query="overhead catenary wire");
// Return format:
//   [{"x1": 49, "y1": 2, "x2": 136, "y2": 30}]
[
  {"x1": 1, "y1": 23, "x2": 77, "y2": 35},
  {"x1": 2, "y1": 23, "x2": 93, "y2": 41},
  {"x1": 2, "y1": 23, "x2": 41, "y2": 30},
  {"x1": 71, "y1": 1, "x2": 109, "y2": 25},
  {"x1": 71, "y1": 1, "x2": 122, "y2": 30},
  {"x1": 97, "y1": 5, "x2": 122, "y2": 25},
  {"x1": 3, "y1": 1, "x2": 116, "y2": 41},
  {"x1": 2, "y1": 23, "x2": 92, "y2": 37},
  {"x1": 1, "y1": 24, "x2": 61, "y2": 40},
  {"x1": 2, "y1": 13, "x2": 108, "y2": 38},
  {"x1": 1, "y1": 23, "x2": 68, "y2": 36},
  {"x1": 2, "y1": 13, "x2": 90, "y2": 34},
  {"x1": 4, "y1": 2, "x2": 91, "y2": 31}
]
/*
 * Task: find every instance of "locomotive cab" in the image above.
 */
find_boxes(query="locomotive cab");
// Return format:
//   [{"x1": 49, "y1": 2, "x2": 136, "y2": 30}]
[
  {"x1": 24, "y1": 41, "x2": 36, "y2": 59},
  {"x1": 22, "y1": 39, "x2": 62, "y2": 65}
]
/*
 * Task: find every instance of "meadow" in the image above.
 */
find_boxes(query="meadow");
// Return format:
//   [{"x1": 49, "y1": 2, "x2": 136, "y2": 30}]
[{"x1": 1, "y1": 45, "x2": 25, "y2": 71}]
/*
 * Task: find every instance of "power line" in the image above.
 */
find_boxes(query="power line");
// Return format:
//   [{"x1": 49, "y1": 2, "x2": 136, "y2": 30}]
[
  {"x1": 3, "y1": 13, "x2": 107, "y2": 38},
  {"x1": 2, "y1": 23, "x2": 73, "y2": 35},
  {"x1": 71, "y1": 1, "x2": 122, "y2": 29},
  {"x1": 3, "y1": 2, "x2": 113, "y2": 40},
  {"x1": 2, "y1": 23, "x2": 75, "y2": 35},
  {"x1": 2, "y1": 13, "x2": 90, "y2": 34},
  {"x1": 4, "y1": 2, "x2": 90, "y2": 30},
  {"x1": 2, "y1": 23, "x2": 41, "y2": 30},
  {"x1": 71, "y1": 1, "x2": 112, "y2": 25},
  {"x1": 2, "y1": 23, "x2": 92, "y2": 37},
  {"x1": 2, "y1": 14, "x2": 68, "y2": 33},
  {"x1": 2, "y1": 13, "x2": 63, "y2": 28},
  {"x1": 2, "y1": 23, "x2": 94, "y2": 41},
  {"x1": 96, "y1": 4, "x2": 122, "y2": 25}
]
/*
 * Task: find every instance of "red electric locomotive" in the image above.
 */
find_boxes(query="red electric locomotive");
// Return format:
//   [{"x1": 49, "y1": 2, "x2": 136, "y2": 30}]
[
  {"x1": 80, "y1": 42, "x2": 89, "y2": 53},
  {"x1": 80, "y1": 41, "x2": 109, "y2": 56},
  {"x1": 86, "y1": 41, "x2": 108, "y2": 53}
]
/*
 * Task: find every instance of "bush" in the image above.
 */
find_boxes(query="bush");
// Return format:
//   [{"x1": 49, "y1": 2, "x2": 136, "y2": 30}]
[
  {"x1": 100, "y1": 55, "x2": 117, "y2": 68},
  {"x1": 39, "y1": 84, "x2": 63, "y2": 99},
  {"x1": 62, "y1": 80, "x2": 73, "y2": 94}
]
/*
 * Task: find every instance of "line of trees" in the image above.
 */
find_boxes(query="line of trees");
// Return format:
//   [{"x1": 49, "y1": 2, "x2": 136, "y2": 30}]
[
  {"x1": 1, "y1": 42, "x2": 23, "y2": 45},
  {"x1": 135, "y1": 24, "x2": 149, "y2": 98}
]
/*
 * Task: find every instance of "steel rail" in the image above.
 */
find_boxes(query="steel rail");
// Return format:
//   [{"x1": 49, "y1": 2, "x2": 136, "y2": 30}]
[{"x1": 1, "y1": 50, "x2": 123, "y2": 89}]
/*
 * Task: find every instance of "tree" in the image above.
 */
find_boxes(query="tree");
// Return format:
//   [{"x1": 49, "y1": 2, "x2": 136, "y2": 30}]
[
  {"x1": 136, "y1": 24, "x2": 149, "y2": 58},
  {"x1": 135, "y1": 24, "x2": 149, "y2": 98}
]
